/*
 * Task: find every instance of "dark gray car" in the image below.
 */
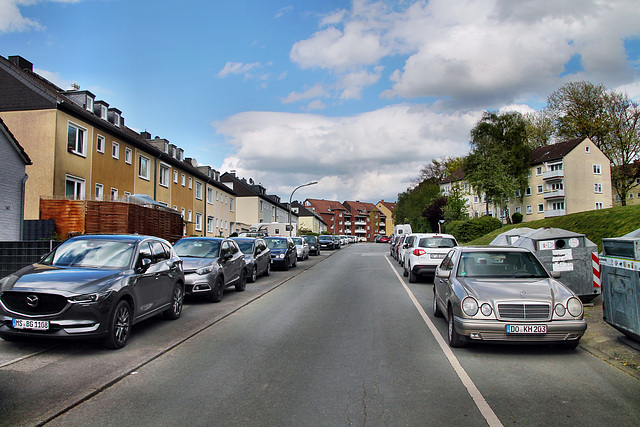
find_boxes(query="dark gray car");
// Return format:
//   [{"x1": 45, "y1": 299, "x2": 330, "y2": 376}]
[
  {"x1": 231, "y1": 237, "x2": 271, "y2": 282},
  {"x1": 0, "y1": 234, "x2": 185, "y2": 349},
  {"x1": 173, "y1": 237, "x2": 247, "y2": 303}
]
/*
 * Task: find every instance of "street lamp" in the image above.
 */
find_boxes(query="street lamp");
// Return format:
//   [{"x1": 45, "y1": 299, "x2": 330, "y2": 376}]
[
  {"x1": 289, "y1": 181, "x2": 318, "y2": 235},
  {"x1": 438, "y1": 219, "x2": 445, "y2": 234}
]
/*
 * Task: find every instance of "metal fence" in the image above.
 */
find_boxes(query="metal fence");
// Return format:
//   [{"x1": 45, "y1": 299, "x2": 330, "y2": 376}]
[{"x1": 0, "y1": 240, "x2": 60, "y2": 279}]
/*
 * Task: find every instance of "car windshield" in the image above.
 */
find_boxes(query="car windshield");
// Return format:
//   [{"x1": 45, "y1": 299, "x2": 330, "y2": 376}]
[
  {"x1": 457, "y1": 251, "x2": 549, "y2": 278},
  {"x1": 303, "y1": 236, "x2": 316, "y2": 243},
  {"x1": 266, "y1": 238, "x2": 288, "y2": 249},
  {"x1": 291, "y1": 237, "x2": 303, "y2": 245},
  {"x1": 235, "y1": 240, "x2": 255, "y2": 255},
  {"x1": 48, "y1": 239, "x2": 135, "y2": 269},
  {"x1": 418, "y1": 237, "x2": 457, "y2": 248},
  {"x1": 318, "y1": 236, "x2": 332, "y2": 241},
  {"x1": 173, "y1": 239, "x2": 221, "y2": 258}
]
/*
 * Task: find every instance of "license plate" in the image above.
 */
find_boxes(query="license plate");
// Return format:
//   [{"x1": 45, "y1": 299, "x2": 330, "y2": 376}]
[
  {"x1": 430, "y1": 254, "x2": 445, "y2": 259},
  {"x1": 506, "y1": 324, "x2": 547, "y2": 334},
  {"x1": 12, "y1": 319, "x2": 50, "y2": 331}
]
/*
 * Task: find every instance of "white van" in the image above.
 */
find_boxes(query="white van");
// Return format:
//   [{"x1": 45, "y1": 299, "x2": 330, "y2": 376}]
[
  {"x1": 249, "y1": 222, "x2": 296, "y2": 237},
  {"x1": 393, "y1": 224, "x2": 412, "y2": 236}
]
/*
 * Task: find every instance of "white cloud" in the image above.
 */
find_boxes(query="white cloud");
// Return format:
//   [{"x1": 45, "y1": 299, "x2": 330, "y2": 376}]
[
  {"x1": 0, "y1": 0, "x2": 83, "y2": 33},
  {"x1": 217, "y1": 61, "x2": 261, "y2": 78},
  {"x1": 281, "y1": 83, "x2": 329, "y2": 104},
  {"x1": 215, "y1": 104, "x2": 480, "y2": 202}
]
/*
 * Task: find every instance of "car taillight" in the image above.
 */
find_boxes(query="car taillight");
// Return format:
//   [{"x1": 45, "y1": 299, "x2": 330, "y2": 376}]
[{"x1": 413, "y1": 249, "x2": 426, "y2": 256}]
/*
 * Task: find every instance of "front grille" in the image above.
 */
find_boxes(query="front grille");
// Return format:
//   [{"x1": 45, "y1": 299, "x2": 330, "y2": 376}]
[
  {"x1": 1, "y1": 291, "x2": 68, "y2": 316},
  {"x1": 497, "y1": 303, "x2": 551, "y2": 321},
  {"x1": 478, "y1": 332, "x2": 572, "y2": 342}
]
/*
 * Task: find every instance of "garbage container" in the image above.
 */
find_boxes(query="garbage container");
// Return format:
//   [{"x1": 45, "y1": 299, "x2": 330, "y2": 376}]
[
  {"x1": 600, "y1": 229, "x2": 640, "y2": 342},
  {"x1": 511, "y1": 227, "x2": 601, "y2": 302},
  {"x1": 490, "y1": 227, "x2": 534, "y2": 246}
]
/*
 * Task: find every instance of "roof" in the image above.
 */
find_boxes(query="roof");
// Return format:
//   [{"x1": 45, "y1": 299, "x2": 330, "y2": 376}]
[
  {"x1": 343, "y1": 200, "x2": 384, "y2": 217},
  {"x1": 0, "y1": 117, "x2": 31, "y2": 165},
  {"x1": 530, "y1": 138, "x2": 585, "y2": 164},
  {"x1": 304, "y1": 198, "x2": 347, "y2": 215},
  {"x1": 377, "y1": 200, "x2": 397, "y2": 211}
]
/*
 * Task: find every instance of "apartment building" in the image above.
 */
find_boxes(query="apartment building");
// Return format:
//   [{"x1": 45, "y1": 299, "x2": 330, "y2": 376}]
[
  {"x1": 221, "y1": 172, "x2": 295, "y2": 233},
  {"x1": 291, "y1": 201, "x2": 327, "y2": 234},
  {"x1": 303, "y1": 199, "x2": 349, "y2": 235},
  {"x1": 0, "y1": 55, "x2": 236, "y2": 237},
  {"x1": 441, "y1": 137, "x2": 613, "y2": 222},
  {"x1": 343, "y1": 200, "x2": 385, "y2": 241},
  {"x1": 376, "y1": 200, "x2": 396, "y2": 236}
]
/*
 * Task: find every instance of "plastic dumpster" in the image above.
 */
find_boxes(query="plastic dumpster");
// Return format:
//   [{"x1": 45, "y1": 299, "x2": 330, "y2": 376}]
[
  {"x1": 600, "y1": 229, "x2": 640, "y2": 342},
  {"x1": 511, "y1": 227, "x2": 600, "y2": 302},
  {"x1": 490, "y1": 227, "x2": 534, "y2": 246}
]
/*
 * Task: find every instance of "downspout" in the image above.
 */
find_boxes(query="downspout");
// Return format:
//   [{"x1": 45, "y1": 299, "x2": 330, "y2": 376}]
[
  {"x1": 20, "y1": 173, "x2": 28, "y2": 240},
  {"x1": 153, "y1": 155, "x2": 158, "y2": 200}
]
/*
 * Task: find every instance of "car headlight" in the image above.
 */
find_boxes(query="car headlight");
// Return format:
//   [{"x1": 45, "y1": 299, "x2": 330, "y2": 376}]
[
  {"x1": 196, "y1": 264, "x2": 214, "y2": 275},
  {"x1": 567, "y1": 297, "x2": 583, "y2": 317},
  {"x1": 480, "y1": 303, "x2": 492, "y2": 316},
  {"x1": 68, "y1": 291, "x2": 112, "y2": 304},
  {"x1": 555, "y1": 303, "x2": 566, "y2": 317},
  {"x1": 462, "y1": 297, "x2": 479, "y2": 316},
  {"x1": 278, "y1": 253, "x2": 285, "y2": 259}
]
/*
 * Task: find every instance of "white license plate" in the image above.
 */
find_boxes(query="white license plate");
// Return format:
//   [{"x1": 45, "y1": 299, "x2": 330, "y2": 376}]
[
  {"x1": 506, "y1": 324, "x2": 547, "y2": 334},
  {"x1": 12, "y1": 319, "x2": 50, "y2": 331},
  {"x1": 430, "y1": 254, "x2": 445, "y2": 259}
]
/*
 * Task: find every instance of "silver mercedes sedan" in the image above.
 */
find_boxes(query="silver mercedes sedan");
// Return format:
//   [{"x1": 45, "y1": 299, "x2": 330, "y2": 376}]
[{"x1": 433, "y1": 246, "x2": 587, "y2": 349}]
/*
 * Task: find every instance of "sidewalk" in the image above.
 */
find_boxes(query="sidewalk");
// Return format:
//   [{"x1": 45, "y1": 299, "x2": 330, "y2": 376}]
[{"x1": 580, "y1": 295, "x2": 640, "y2": 380}]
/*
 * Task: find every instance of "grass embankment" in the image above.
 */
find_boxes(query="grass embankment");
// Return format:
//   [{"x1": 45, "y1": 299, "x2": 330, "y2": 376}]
[{"x1": 466, "y1": 204, "x2": 640, "y2": 251}]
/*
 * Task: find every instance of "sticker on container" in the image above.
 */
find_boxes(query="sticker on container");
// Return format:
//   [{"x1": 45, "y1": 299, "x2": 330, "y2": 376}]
[
  {"x1": 553, "y1": 261, "x2": 574, "y2": 272},
  {"x1": 538, "y1": 240, "x2": 556, "y2": 251},
  {"x1": 552, "y1": 249, "x2": 573, "y2": 261},
  {"x1": 569, "y1": 238, "x2": 580, "y2": 248}
]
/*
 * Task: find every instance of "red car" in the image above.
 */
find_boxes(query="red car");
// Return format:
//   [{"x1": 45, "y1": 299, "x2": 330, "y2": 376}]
[{"x1": 379, "y1": 235, "x2": 390, "y2": 243}]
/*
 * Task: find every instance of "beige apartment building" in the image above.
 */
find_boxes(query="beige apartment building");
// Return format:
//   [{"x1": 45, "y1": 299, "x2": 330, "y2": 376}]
[
  {"x1": 376, "y1": 200, "x2": 396, "y2": 235},
  {"x1": 441, "y1": 138, "x2": 613, "y2": 222},
  {"x1": 0, "y1": 55, "x2": 236, "y2": 238}
]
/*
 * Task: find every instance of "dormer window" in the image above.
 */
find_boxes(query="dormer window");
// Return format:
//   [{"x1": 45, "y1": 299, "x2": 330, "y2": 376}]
[
  {"x1": 100, "y1": 105, "x2": 107, "y2": 119},
  {"x1": 86, "y1": 97, "x2": 93, "y2": 112}
]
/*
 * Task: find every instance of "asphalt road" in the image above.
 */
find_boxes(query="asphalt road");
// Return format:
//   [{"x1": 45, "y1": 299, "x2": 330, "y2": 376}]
[{"x1": 2, "y1": 244, "x2": 639, "y2": 426}]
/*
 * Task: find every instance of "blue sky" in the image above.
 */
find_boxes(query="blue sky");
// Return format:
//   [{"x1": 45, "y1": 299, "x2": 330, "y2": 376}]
[{"x1": 2, "y1": 0, "x2": 640, "y2": 203}]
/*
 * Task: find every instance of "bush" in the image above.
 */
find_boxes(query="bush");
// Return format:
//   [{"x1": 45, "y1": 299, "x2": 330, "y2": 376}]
[
  {"x1": 512, "y1": 212, "x2": 523, "y2": 224},
  {"x1": 446, "y1": 216, "x2": 503, "y2": 243}
]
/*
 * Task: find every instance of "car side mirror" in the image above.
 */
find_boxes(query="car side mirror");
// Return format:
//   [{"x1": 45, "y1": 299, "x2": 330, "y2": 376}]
[
  {"x1": 136, "y1": 258, "x2": 152, "y2": 273},
  {"x1": 223, "y1": 253, "x2": 233, "y2": 261},
  {"x1": 436, "y1": 269, "x2": 451, "y2": 279},
  {"x1": 551, "y1": 271, "x2": 561, "y2": 278}
]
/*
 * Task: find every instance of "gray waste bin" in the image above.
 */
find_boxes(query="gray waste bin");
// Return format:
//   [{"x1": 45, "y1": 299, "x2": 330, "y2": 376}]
[
  {"x1": 490, "y1": 227, "x2": 534, "y2": 246},
  {"x1": 600, "y1": 229, "x2": 640, "y2": 342},
  {"x1": 511, "y1": 228, "x2": 600, "y2": 302}
]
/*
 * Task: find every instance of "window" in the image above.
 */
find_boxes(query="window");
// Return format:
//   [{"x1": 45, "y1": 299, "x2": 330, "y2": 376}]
[
  {"x1": 67, "y1": 122, "x2": 86, "y2": 156},
  {"x1": 473, "y1": 195, "x2": 479, "y2": 203},
  {"x1": 230, "y1": 198, "x2": 234, "y2": 212},
  {"x1": 260, "y1": 201, "x2": 264, "y2": 212},
  {"x1": 111, "y1": 142, "x2": 119, "y2": 159},
  {"x1": 110, "y1": 188, "x2": 118, "y2": 201},
  {"x1": 549, "y1": 163, "x2": 563, "y2": 171},
  {"x1": 195, "y1": 213, "x2": 203, "y2": 231},
  {"x1": 181, "y1": 174, "x2": 186, "y2": 186},
  {"x1": 181, "y1": 208, "x2": 185, "y2": 219},
  {"x1": 525, "y1": 187, "x2": 531, "y2": 196},
  {"x1": 630, "y1": 193, "x2": 634, "y2": 199},
  {"x1": 188, "y1": 177, "x2": 193, "y2": 189},
  {"x1": 585, "y1": 146, "x2": 591, "y2": 153},
  {"x1": 526, "y1": 205, "x2": 532, "y2": 214},
  {"x1": 125, "y1": 147, "x2": 132, "y2": 164},
  {"x1": 174, "y1": 171, "x2": 178, "y2": 184},
  {"x1": 537, "y1": 185, "x2": 543, "y2": 194},
  {"x1": 515, "y1": 206, "x2": 521, "y2": 214},
  {"x1": 593, "y1": 164, "x2": 601, "y2": 174},
  {"x1": 95, "y1": 183, "x2": 103, "y2": 200},
  {"x1": 594, "y1": 183, "x2": 602, "y2": 193},
  {"x1": 207, "y1": 216, "x2": 214, "y2": 233},
  {"x1": 188, "y1": 210, "x2": 192, "y2": 222},
  {"x1": 96, "y1": 135, "x2": 105, "y2": 153},
  {"x1": 159, "y1": 164, "x2": 170, "y2": 187},
  {"x1": 207, "y1": 188, "x2": 214, "y2": 204},
  {"x1": 86, "y1": 97, "x2": 93, "y2": 112},
  {"x1": 552, "y1": 201, "x2": 565, "y2": 210},
  {"x1": 196, "y1": 182, "x2": 203, "y2": 200},
  {"x1": 65, "y1": 175, "x2": 85, "y2": 200},
  {"x1": 551, "y1": 182, "x2": 563, "y2": 191},
  {"x1": 537, "y1": 204, "x2": 544, "y2": 213},
  {"x1": 99, "y1": 105, "x2": 108, "y2": 119},
  {"x1": 536, "y1": 166, "x2": 542, "y2": 175},
  {"x1": 216, "y1": 191, "x2": 219, "y2": 201},
  {"x1": 595, "y1": 202, "x2": 603, "y2": 210},
  {"x1": 138, "y1": 155, "x2": 150, "y2": 180}
]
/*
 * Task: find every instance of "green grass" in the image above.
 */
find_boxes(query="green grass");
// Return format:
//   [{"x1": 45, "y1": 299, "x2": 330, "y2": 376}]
[{"x1": 466, "y1": 204, "x2": 640, "y2": 251}]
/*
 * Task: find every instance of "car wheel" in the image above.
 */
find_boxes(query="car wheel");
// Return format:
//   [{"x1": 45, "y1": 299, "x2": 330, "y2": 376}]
[
  {"x1": 249, "y1": 266, "x2": 258, "y2": 283},
  {"x1": 403, "y1": 264, "x2": 409, "y2": 277},
  {"x1": 292, "y1": 257, "x2": 297, "y2": 267},
  {"x1": 235, "y1": 269, "x2": 247, "y2": 292},
  {"x1": 163, "y1": 283, "x2": 184, "y2": 320},
  {"x1": 265, "y1": 262, "x2": 271, "y2": 276},
  {"x1": 433, "y1": 288, "x2": 443, "y2": 318},
  {"x1": 447, "y1": 307, "x2": 466, "y2": 348},
  {"x1": 408, "y1": 265, "x2": 417, "y2": 283},
  {"x1": 104, "y1": 300, "x2": 132, "y2": 349},
  {"x1": 209, "y1": 277, "x2": 224, "y2": 302}
]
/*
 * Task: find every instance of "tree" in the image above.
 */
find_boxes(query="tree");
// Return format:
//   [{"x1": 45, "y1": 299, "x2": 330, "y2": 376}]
[
  {"x1": 464, "y1": 111, "x2": 532, "y2": 217},
  {"x1": 524, "y1": 110, "x2": 556, "y2": 148},
  {"x1": 414, "y1": 157, "x2": 465, "y2": 185},
  {"x1": 395, "y1": 180, "x2": 441, "y2": 232},
  {"x1": 423, "y1": 196, "x2": 448, "y2": 233},
  {"x1": 545, "y1": 81, "x2": 640, "y2": 205},
  {"x1": 443, "y1": 184, "x2": 468, "y2": 223}
]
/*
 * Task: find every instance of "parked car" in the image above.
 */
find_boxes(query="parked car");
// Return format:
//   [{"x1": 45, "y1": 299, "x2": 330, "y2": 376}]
[
  {"x1": 302, "y1": 235, "x2": 321, "y2": 256},
  {"x1": 265, "y1": 237, "x2": 297, "y2": 270},
  {"x1": 231, "y1": 237, "x2": 271, "y2": 282},
  {"x1": 397, "y1": 234, "x2": 412, "y2": 266},
  {"x1": 291, "y1": 236, "x2": 310, "y2": 260},
  {"x1": 332, "y1": 235, "x2": 342, "y2": 249},
  {"x1": 318, "y1": 235, "x2": 336, "y2": 250},
  {"x1": 403, "y1": 233, "x2": 458, "y2": 282},
  {"x1": 433, "y1": 246, "x2": 587, "y2": 348},
  {"x1": 0, "y1": 234, "x2": 185, "y2": 349},
  {"x1": 173, "y1": 237, "x2": 247, "y2": 303},
  {"x1": 379, "y1": 235, "x2": 390, "y2": 243}
]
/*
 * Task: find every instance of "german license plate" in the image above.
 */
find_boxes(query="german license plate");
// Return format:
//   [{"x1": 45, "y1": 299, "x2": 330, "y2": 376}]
[
  {"x1": 430, "y1": 254, "x2": 445, "y2": 259},
  {"x1": 506, "y1": 324, "x2": 547, "y2": 334},
  {"x1": 12, "y1": 319, "x2": 49, "y2": 331}
]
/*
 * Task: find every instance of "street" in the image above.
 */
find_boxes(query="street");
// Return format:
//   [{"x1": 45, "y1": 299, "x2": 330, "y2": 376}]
[{"x1": 1, "y1": 243, "x2": 639, "y2": 426}]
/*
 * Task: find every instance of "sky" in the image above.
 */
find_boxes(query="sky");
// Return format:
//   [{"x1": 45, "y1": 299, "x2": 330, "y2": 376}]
[{"x1": 2, "y1": 0, "x2": 640, "y2": 204}]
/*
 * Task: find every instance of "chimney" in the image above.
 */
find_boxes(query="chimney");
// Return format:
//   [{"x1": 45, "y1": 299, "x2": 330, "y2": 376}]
[
  {"x1": 8, "y1": 56, "x2": 33, "y2": 72},
  {"x1": 140, "y1": 131, "x2": 152, "y2": 139}
]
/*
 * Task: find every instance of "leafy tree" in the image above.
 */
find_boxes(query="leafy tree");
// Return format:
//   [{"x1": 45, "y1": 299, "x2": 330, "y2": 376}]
[
  {"x1": 464, "y1": 111, "x2": 532, "y2": 218},
  {"x1": 524, "y1": 110, "x2": 556, "y2": 148},
  {"x1": 422, "y1": 196, "x2": 447, "y2": 233},
  {"x1": 415, "y1": 157, "x2": 466, "y2": 185},
  {"x1": 443, "y1": 184, "x2": 468, "y2": 223},
  {"x1": 395, "y1": 181, "x2": 441, "y2": 232}
]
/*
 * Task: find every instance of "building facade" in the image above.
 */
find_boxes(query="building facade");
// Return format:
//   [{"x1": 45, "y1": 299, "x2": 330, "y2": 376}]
[
  {"x1": 0, "y1": 55, "x2": 236, "y2": 238},
  {"x1": 376, "y1": 200, "x2": 396, "y2": 236}
]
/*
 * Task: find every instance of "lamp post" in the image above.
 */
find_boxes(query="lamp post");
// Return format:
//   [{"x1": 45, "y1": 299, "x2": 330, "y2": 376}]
[
  {"x1": 438, "y1": 219, "x2": 445, "y2": 234},
  {"x1": 289, "y1": 181, "x2": 318, "y2": 236}
]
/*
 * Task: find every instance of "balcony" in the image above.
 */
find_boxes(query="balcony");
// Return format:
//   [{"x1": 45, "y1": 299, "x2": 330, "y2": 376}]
[
  {"x1": 543, "y1": 189, "x2": 565, "y2": 199},
  {"x1": 355, "y1": 221, "x2": 366, "y2": 226},
  {"x1": 542, "y1": 169, "x2": 564, "y2": 180},
  {"x1": 345, "y1": 221, "x2": 351, "y2": 226},
  {"x1": 545, "y1": 208, "x2": 566, "y2": 218},
  {"x1": 355, "y1": 228, "x2": 366, "y2": 234}
]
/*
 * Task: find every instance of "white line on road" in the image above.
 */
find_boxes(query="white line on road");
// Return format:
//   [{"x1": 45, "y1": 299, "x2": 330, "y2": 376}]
[{"x1": 385, "y1": 256, "x2": 503, "y2": 427}]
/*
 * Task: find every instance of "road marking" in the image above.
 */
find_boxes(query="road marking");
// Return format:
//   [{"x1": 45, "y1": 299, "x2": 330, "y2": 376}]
[{"x1": 385, "y1": 256, "x2": 503, "y2": 427}]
